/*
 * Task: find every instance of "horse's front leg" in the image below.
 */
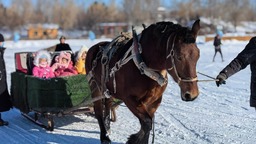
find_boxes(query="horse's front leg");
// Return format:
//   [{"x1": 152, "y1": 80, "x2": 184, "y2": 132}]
[
  {"x1": 127, "y1": 110, "x2": 152, "y2": 144},
  {"x1": 125, "y1": 104, "x2": 153, "y2": 144},
  {"x1": 126, "y1": 94, "x2": 163, "y2": 144}
]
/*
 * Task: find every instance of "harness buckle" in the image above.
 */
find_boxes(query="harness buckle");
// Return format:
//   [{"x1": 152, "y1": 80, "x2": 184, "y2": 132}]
[{"x1": 104, "y1": 89, "x2": 111, "y2": 98}]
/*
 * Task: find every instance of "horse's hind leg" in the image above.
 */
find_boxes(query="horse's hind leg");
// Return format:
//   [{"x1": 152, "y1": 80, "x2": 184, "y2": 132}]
[{"x1": 90, "y1": 84, "x2": 111, "y2": 143}]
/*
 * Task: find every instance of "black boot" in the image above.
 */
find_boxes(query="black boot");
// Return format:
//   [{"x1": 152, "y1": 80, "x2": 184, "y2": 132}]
[
  {"x1": 0, "y1": 113, "x2": 8, "y2": 126},
  {"x1": 0, "y1": 119, "x2": 9, "y2": 126}
]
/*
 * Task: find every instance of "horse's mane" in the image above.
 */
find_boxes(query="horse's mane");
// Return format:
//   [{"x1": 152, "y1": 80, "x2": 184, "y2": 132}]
[{"x1": 143, "y1": 21, "x2": 196, "y2": 44}]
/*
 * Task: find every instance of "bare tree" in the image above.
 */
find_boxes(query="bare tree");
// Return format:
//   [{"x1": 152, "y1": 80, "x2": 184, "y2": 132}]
[
  {"x1": 122, "y1": 0, "x2": 160, "y2": 25},
  {"x1": 33, "y1": 0, "x2": 53, "y2": 23},
  {"x1": 107, "y1": 0, "x2": 125, "y2": 22},
  {"x1": 222, "y1": 0, "x2": 251, "y2": 31},
  {"x1": 1, "y1": 0, "x2": 256, "y2": 33},
  {"x1": 83, "y1": 2, "x2": 108, "y2": 29},
  {"x1": 11, "y1": 0, "x2": 34, "y2": 25},
  {"x1": 0, "y1": 3, "x2": 21, "y2": 29}
]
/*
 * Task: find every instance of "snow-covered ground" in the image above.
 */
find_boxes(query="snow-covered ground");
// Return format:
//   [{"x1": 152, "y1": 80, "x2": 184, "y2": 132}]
[{"x1": 1, "y1": 38, "x2": 256, "y2": 144}]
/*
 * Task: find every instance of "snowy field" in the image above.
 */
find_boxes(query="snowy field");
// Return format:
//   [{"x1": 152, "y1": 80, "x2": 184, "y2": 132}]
[{"x1": 1, "y1": 38, "x2": 256, "y2": 144}]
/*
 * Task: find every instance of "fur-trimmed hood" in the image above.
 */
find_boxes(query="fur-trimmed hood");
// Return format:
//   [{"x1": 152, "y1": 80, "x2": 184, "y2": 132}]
[
  {"x1": 76, "y1": 45, "x2": 88, "y2": 61},
  {"x1": 33, "y1": 50, "x2": 51, "y2": 67}
]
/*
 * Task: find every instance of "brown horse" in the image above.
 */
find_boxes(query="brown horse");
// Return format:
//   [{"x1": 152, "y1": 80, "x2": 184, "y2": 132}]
[{"x1": 86, "y1": 20, "x2": 200, "y2": 144}]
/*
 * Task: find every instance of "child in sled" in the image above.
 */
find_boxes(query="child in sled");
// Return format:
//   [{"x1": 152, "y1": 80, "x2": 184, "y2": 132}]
[
  {"x1": 74, "y1": 45, "x2": 88, "y2": 74},
  {"x1": 32, "y1": 50, "x2": 55, "y2": 78},
  {"x1": 51, "y1": 51, "x2": 78, "y2": 77}
]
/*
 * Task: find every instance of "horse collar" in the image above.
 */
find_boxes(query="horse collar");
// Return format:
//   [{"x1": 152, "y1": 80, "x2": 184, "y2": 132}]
[{"x1": 131, "y1": 29, "x2": 167, "y2": 86}]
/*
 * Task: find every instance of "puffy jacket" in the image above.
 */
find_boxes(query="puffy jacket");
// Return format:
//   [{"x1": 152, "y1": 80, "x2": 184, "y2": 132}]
[
  {"x1": 75, "y1": 58, "x2": 86, "y2": 74},
  {"x1": 32, "y1": 50, "x2": 55, "y2": 78},
  {"x1": 213, "y1": 36, "x2": 221, "y2": 46},
  {"x1": 32, "y1": 66, "x2": 55, "y2": 78},
  {"x1": 219, "y1": 36, "x2": 256, "y2": 106},
  {"x1": 74, "y1": 45, "x2": 88, "y2": 74}
]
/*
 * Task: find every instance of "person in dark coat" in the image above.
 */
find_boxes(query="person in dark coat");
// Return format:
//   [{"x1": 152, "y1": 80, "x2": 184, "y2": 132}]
[
  {"x1": 0, "y1": 33, "x2": 12, "y2": 126},
  {"x1": 54, "y1": 36, "x2": 75, "y2": 64},
  {"x1": 216, "y1": 36, "x2": 256, "y2": 109},
  {"x1": 55, "y1": 36, "x2": 72, "y2": 52},
  {"x1": 213, "y1": 34, "x2": 224, "y2": 62}
]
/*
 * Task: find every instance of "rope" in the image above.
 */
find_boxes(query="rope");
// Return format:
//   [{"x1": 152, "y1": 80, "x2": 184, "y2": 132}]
[
  {"x1": 197, "y1": 79, "x2": 218, "y2": 82},
  {"x1": 197, "y1": 72, "x2": 219, "y2": 82}
]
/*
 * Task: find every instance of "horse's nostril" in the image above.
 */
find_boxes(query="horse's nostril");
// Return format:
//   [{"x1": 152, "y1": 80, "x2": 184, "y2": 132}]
[{"x1": 184, "y1": 93, "x2": 192, "y2": 101}]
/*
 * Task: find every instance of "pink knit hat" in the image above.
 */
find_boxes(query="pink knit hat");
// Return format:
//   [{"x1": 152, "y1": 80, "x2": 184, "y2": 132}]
[{"x1": 54, "y1": 51, "x2": 71, "y2": 68}]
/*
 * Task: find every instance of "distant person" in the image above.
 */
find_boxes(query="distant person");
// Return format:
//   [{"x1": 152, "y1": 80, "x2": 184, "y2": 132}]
[
  {"x1": 216, "y1": 37, "x2": 256, "y2": 110},
  {"x1": 13, "y1": 32, "x2": 20, "y2": 43},
  {"x1": 55, "y1": 36, "x2": 75, "y2": 64},
  {"x1": 213, "y1": 34, "x2": 224, "y2": 62},
  {"x1": 88, "y1": 31, "x2": 96, "y2": 41},
  {"x1": 75, "y1": 45, "x2": 88, "y2": 74},
  {"x1": 55, "y1": 36, "x2": 72, "y2": 52},
  {"x1": 32, "y1": 50, "x2": 55, "y2": 78},
  {"x1": 0, "y1": 33, "x2": 12, "y2": 126}
]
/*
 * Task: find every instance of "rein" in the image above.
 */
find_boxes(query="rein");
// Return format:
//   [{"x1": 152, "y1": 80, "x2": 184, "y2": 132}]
[{"x1": 197, "y1": 72, "x2": 219, "y2": 82}]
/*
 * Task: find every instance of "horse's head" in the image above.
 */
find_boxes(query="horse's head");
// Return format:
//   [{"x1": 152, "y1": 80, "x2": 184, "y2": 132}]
[
  {"x1": 138, "y1": 20, "x2": 200, "y2": 101},
  {"x1": 166, "y1": 20, "x2": 200, "y2": 101}
]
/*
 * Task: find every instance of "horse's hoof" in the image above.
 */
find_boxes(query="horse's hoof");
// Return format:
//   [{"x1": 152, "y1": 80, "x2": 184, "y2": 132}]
[{"x1": 101, "y1": 140, "x2": 111, "y2": 144}]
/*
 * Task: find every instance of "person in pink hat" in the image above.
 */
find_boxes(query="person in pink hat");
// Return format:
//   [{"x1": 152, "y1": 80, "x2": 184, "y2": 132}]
[{"x1": 52, "y1": 51, "x2": 77, "y2": 77}]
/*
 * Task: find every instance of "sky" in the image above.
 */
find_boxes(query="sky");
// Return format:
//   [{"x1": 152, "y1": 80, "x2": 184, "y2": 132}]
[
  {"x1": 1, "y1": 0, "x2": 255, "y2": 9},
  {"x1": 0, "y1": 0, "x2": 124, "y2": 7},
  {"x1": 0, "y1": 0, "x2": 172, "y2": 8}
]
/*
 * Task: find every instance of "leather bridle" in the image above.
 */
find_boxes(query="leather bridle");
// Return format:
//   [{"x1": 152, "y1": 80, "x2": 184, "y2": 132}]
[{"x1": 165, "y1": 33, "x2": 198, "y2": 85}]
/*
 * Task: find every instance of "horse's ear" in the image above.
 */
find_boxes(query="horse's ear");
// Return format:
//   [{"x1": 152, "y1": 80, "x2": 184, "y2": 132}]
[
  {"x1": 192, "y1": 19, "x2": 200, "y2": 38},
  {"x1": 142, "y1": 24, "x2": 146, "y2": 29}
]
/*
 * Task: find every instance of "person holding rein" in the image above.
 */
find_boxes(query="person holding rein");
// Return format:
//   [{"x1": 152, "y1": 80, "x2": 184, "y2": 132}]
[{"x1": 216, "y1": 36, "x2": 256, "y2": 110}]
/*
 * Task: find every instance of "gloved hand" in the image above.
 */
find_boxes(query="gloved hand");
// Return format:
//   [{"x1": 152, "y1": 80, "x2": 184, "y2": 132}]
[{"x1": 216, "y1": 73, "x2": 226, "y2": 87}]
